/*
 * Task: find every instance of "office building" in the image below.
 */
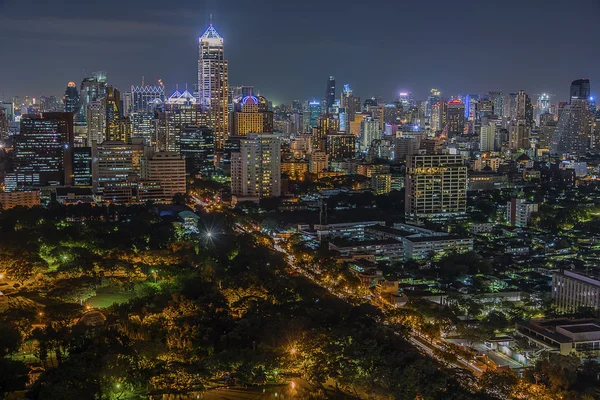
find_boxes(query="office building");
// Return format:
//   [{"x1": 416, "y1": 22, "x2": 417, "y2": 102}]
[
  {"x1": 305, "y1": 100, "x2": 322, "y2": 131},
  {"x1": 141, "y1": 151, "x2": 186, "y2": 198},
  {"x1": 63, "y1": 82, "x2": 80, "y2": 115},
  {"x1": 91, "y1": 140, "x2": 144, "y2": 191},
  {"x1": 325, "y1": 76, "x2": 336, "y2": 111},
  {"x1": 553, "y1": 271, "x2": 600, "y2": 313},
  {"x1": 405, "y1": 154, "x2": 467, "y2": 224},
  {"x1": 446, "y1": 100, "x2": 465, "y2": 136},
  {"x1": 231, "y1": 133, "x2": 281, "y2": 199},
  {"x1": 131, "y1": 85, "x2": 165, "y2": 113},
  {"x1": 314, "y1": 114, "x2": 339, "y2": 151},
  {"x1": 197, "y1": 23, "x2": 228, "y2": 149},
  {"x1": 73, "y1": 147, "x2": 93, "y2": 186},
  {"x1": 341, "y1": 84, "x2": 361, "y2": 122},
  {"x1": 232, "y1": 95, "x2": 273, "y2": 136},
  {"x1": 180, "y1": 125, "x2": 214, "y2": 175},
  {"x1": 14, "y1": 112, "x2": 74, "y2": 186},
  {"x1": 551, "y1": 98, "x2": 593, "y2": 155},
  {"x1": 78, "y1": 72, "x2": 107, "y2": 123},
  {"x1": 570, "y1": 78, "x2": 591, "y2": 102},
  {"x1": 516, "y1": 90, "x2": 534, "y2": 126},
  {"x1": 154, "y1": 90, "x2": 206, "y2": 152},
  {"x1": 488, "y1": 91, "x2": 504, "y2": 117}
]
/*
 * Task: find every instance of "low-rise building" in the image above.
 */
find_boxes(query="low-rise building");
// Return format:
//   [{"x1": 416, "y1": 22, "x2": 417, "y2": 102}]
[
  {"x1": 0, "y1": 190, "x2": 40, "y2": 209},
  {"x1": 515, "y1": 319, "x2": 600, "y2": 357}
]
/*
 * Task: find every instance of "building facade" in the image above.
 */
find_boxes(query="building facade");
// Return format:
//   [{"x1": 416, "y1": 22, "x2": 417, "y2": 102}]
[{"x1": 405, "y1": 154, "x2": 467, "y2": 224}]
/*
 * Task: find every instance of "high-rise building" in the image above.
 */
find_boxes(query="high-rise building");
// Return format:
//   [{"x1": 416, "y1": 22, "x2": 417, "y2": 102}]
[
  {"x1": 326, "y1": 133, "x2": 356, "y2": 160},
  {"x1": 360, "y1": 117, "x2": 381, "y2": 151},
  {"x1": 180, "y1": 125, "x2": 214, "y2": 175},
  {"x1": 426, "y1": 89, "x2": 441, "y2": 118},
  {"x1": 551, "y1": 99, "x2": 593, "y2": 155},
  {"x1": 341, "y1": 84, "x2": 361, "y2": 122},
  {"x1": 104, "y1": 86, "x2": 132, "y2": 143},
  {"x1": 446, "y1": 100, "x2": 465, "y2": 136},
  {"x1": 570, "y1": 78, "x2": 591, "y2": 102},
  {"x1": 153, "y1": 90, "x2": 206, "y2": 152},
  {"x1": 232, "y1": 95, "x2": 273, "y2": 136},
  {"x1": 508, "y1": 120, "x2": 531, "y2": 151},
  {"x1": 516, "y1": 90, "x2": 534, "y2": 126},
  {"x1": 488, "y1": 91, "x2": 504, "y2": 117},
  {"x1": 231, "y1": 133, "x2": 281, "y2": 199},
  {"x1": 536, "y1": 93, "x2": 551, "y2": 126},
  {"x1": 405, "y1": 154, "x2": 467, "y2": 224},
  {"x1": 15, "y1": 112, "x2": 74, "y2": 186},
  {"x1": 78, "y1": 72, "x2": 107, "y2": 123},
  {"x1": 506, "y1": 92, "x2": 518, "y2": 120},
  {"x1": 480, "y1": 119, "x2": 496, "y2": 152},
  {"x1": 325, "y1": 76, "x2": 336, "y2": 111},
  {"x1": 91, "y1": 140, "x2": 145, "y2": 191},
  {"x1": 197, "y1": 23, "x2": 228, "y2": 149},
  {"x1": 63, "y1": 82, "x2": 80, "y2": 115},
  {"x1": 314, "y1": 114, "x2": 340, "y2": 151},
  {"x1": 86, "y1": 100, "x2": 106, "y2": 145},
  {"x1": 73, "y1": 147, "x2": 93, "y2": 186},
  {"x1": 131, "y1": 85, "x2": 165, "y2": 113},
  {"x1": 141, "y1": 151, "x2": 186, "y2": 198},
  {"x1": 304, "y1": 100, "x2": 321, "y2": 131}
]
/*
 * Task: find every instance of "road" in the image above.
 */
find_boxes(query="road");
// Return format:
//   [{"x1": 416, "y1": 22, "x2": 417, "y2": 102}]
[{"x1": 189, "y1": 193, "x2": 483, "y2": 376}]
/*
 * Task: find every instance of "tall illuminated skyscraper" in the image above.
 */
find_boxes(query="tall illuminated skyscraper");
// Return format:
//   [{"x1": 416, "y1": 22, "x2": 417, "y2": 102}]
[
  {"x1": 232, "y1": 95, "x2": 273, "y2": 136},
  {"x1": 197, "y1": 22, "x2": 229, "y2": 149},
  {"x1": 79, "y1": 72, "x2": 107, "y2": 123},
  {"x1": 63, "y1": 82, "x2": 80, "y2": 115}
]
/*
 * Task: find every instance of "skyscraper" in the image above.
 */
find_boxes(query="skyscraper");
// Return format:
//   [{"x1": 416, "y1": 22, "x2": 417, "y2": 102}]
[
  {"x1": 480, "y1": 119, "x2": 496, "y2": 152},
  {"x1": 15, "y1": 112, "x2": 74, "y2": 186},
  {"x1": 105, "y1": 86, "x2": 131, "y2": 143},
  {"x1": 405, "y1": 154, "x2": 467, "y2": 224},
  {"x1": 197, "y1": 23, "x2": 229, "y2": 149},
  {"x1": 551, "y1": 99, "x2": 593, "y2": 155},
  {"x1": 232, "y1": 95, "x2": 273, "y2": 136},
  {"x1": 488, "y1": 91, "x2": 504, "y2": 118},
  {"x1": 325, "y1": 76, "x2": 336, "y2": 112},
  {"x1": 570, "y1": 78, "x2": 591, "y2": 102},
  {"x1": 536, "y1": 93, "x2": 551, "y2": 126},
  {"x1": 516, "y1": 90, "x2": 534, "y2": 126},
  {"x1": 230, "y1": 133, "x2": 281, "y2": 199},
  {"x1": 79, "y1": 72, "x2": 107, "y2": 123},
  {"x1": 63, "y1": 82, "x2": 80, "y2": 115},
  {"x1": 446, "y1": 100, "x2": 465, "y2": 136},
  {"x1": 131, "y1": 85, "x2": 165, "y2": 113}
]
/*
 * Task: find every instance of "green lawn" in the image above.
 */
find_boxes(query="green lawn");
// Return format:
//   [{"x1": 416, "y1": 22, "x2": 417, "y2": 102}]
[{"x1": 87, "y1": 286, "x2": 137, "y2": 309}]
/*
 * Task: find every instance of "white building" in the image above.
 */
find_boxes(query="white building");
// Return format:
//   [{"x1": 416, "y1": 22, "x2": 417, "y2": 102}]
[
  {"x1": 506, "y1": 198, "x2": 538, "y2": 227},
  {"x1": 553, "y1": 271, "x2": 600, "y2": 313},
  {"x1": 360, "y1": 117, "x2": 381, "y2": 151},
  {"x1": 231, "y1": 133, "x2": 281, "y2": 200}
]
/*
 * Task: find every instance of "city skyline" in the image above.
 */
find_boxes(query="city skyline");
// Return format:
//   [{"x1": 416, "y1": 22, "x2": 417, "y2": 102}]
[{"x1": 1, "y1": 0, "x2": 599, "y2": 103}]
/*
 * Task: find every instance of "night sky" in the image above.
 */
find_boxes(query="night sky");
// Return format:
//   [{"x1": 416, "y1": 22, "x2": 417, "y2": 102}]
[{"x1": 1, "y1": 0, "x2": 599, "y2": 104}]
